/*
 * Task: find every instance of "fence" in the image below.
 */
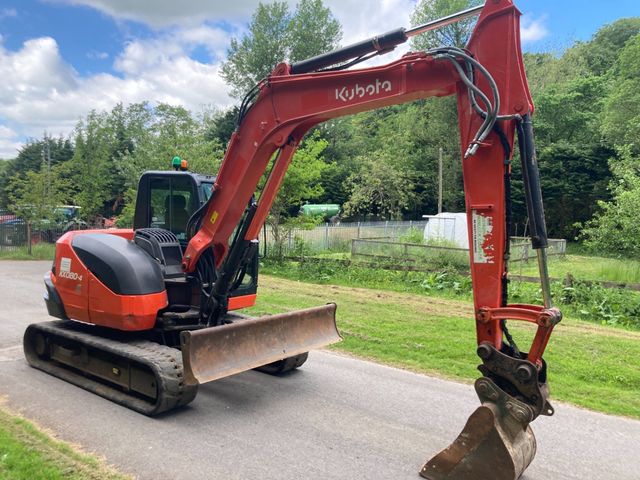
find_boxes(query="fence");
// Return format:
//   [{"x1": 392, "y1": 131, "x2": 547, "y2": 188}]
[
  {"x1": 258, "y1": 220, "x2": 428, "y2": 256},
  {"x1": 509, "y1": 237, "x2": 566, "y2": 262},
  {"x1": 350, "y1": 236, "x2": 566, "y2": 268},
  {"x1": 351, "y1": 237, "x2": 469, "y2": 270},
  {"x1": 0, "y1": 211, "x2": 95, "y2": 252}
]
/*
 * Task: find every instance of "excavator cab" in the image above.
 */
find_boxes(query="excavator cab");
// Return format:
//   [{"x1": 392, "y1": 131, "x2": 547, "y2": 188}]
[
  {"x1": 130, "y1": 169, "x2": 260, "y2": 309},
  {"x1": 133, "y1": 171, "x2": 210, "y2": 241}
]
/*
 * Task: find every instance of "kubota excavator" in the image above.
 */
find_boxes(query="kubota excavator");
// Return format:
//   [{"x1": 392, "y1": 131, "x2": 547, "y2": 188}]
[{"x1": 24, "y1": 1, "x2": 561, "y2": 479}]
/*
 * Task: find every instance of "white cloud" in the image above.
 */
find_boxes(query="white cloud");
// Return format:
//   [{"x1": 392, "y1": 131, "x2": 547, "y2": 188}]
[
  {"x1": 0, "y1": 125, "x2": 22, "y2": 159},
  {"x1": 47, "y1": 0, "x2": 257, "y2": 28},
  {"x1": 520, "y1": 14, "x2": 549, "y2": 43},
  {"x1": 0, "y1": 31, "x2": 234, "y2": 144}
]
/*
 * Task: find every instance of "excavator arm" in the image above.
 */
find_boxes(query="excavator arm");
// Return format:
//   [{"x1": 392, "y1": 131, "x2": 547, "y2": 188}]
[{"x1": 181, "y1": 1, "x2": 560, "y2": 478}]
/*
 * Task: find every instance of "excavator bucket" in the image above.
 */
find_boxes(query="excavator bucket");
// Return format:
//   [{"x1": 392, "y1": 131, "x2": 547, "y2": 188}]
[
  {"x1": 420, "y1": 378, "x2": 537, "y2": 480},
  {"x1": 180, "y1": 303, "x2": 341, "y2": 385}
]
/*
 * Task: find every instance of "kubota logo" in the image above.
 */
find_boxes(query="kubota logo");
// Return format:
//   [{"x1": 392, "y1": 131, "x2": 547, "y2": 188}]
[{"x1": 335, "y1": 79, "x2": 392, "y2": 102}]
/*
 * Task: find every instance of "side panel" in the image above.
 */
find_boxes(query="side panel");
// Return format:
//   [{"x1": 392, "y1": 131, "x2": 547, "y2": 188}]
[
  {"x1": 87, "y1": 277, "x2": 167, "y2": 330},
  {"x1": 51, "y1": 229, "x2": 167, "y2": 331}
]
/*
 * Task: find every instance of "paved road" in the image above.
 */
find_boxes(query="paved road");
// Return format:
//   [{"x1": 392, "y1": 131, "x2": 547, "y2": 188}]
[{"x1": 1, "y1": 261, "x2": 639, "y2": 479}]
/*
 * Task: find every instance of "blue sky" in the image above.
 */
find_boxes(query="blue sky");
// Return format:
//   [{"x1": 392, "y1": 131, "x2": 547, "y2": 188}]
[{"x1": 0, "y1": 0, "x2": 638, "y2": 158}]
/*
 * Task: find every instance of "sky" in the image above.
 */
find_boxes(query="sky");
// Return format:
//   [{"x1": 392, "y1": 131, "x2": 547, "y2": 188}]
[{"x1": 0, "y1": 0, "x2": 639, "y2": 159}]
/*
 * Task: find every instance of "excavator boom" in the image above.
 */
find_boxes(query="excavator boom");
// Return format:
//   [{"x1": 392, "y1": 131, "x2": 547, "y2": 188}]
[
  {"x1": 26, "y1": 2, "x2": 559, "y2": 478},
  {"x1": 178, "y1": 1, "x2": 559, "y2": 479}
]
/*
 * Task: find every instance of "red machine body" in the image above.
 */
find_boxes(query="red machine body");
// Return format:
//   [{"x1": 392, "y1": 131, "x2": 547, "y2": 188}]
[
  {"x1": 28, "y1": 2, "x2": 560, "y2": 476},
  {"x1": 50, "y1": 228, "x2": 255, "y2": 331},
  {"x1": 181, "y1": 0, "x2": 556, "y2": 365}
]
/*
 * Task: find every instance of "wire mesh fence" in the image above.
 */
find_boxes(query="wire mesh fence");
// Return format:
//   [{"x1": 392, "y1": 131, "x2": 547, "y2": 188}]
[
  {"x1": 0, "y1": 210, "x2": 97, "y2": 252},
  {"x1": 258, "y1": 220, "x2": 428, "y2": 256},
  {"x1": 509, "y1": 237, "x2": 567, "y2": 262},
  {"x1": 350, "y1": 237, "x2": 470, "y2": 270},
  {"x1": 350, "y1": 236, "x2": 566, "y2": 268}
]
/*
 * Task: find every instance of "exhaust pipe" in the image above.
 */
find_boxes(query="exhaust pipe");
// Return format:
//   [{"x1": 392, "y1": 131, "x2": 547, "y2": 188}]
[
  {"x1": 181, "y1": 303, "x2": 341, "y2": 385},
  {"x1": 421, "y1": 377, "x2": 537, "y2": 480}
]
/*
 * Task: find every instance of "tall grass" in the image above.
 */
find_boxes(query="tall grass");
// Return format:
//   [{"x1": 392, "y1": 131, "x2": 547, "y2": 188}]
[{"x1": 0, "y1": 243, "x2": 56, "y2": 260}]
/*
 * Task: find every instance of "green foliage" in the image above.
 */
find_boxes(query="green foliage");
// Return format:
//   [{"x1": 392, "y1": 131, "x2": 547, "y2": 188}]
[
  {"x1": 264, "y1": 258, "x2": 640, "y2": 329},
  {"x1": 0, "y1": 137, "x2": 74, "y2": 209},
  {"x1": 583, "y1": 18, "x2": 640, "y2": 76},
  {"x1": 0, "y1": 243, "x2": 56, "y2": 260},
  {"x1": 7, "y1": 169, "x2": 66, "y2": 223},
  {"x1": 287, "y1": 0, "x2": 342, "y2": 62},
  {"x1": 398, "y1": 227, "x2": 425, "y2": 244},
  {"x1": 221, "y1": 0, "x2": 341, "y2": 98},
  {"x1": 410, "y1": 0, "x2": 481, "y2": 50},
  {"x1": 267, "y1": 132, "x2": 329, "y2": 259},
  {"x1": 601, "y1": 33, "x2": 640, "y2": 149},
  {"x1": 343, "y1": 153, "x2": 416, "y2": 220},
  {"x1": 581, "y1": 146, "x2": 640, "y2": 257}
]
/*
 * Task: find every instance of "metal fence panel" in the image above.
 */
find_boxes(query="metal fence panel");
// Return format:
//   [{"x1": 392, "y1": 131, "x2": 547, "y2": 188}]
[{"x1": 258, "y1": 220, "x2": 428, "y2": 256}]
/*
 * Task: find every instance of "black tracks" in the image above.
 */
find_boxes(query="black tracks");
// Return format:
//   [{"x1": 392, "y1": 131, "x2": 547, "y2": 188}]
[{"x1": 24, "y1": 321, "x2": 198, "y2": 416}]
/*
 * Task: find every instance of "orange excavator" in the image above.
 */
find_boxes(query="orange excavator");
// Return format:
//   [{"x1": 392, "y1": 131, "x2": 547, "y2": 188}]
[{"x1": 24, "y1": 1, "x2": 561, "y2": 478}]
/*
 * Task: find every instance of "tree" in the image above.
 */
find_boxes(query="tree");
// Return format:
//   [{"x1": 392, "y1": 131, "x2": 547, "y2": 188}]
[
  {"x1": 287, "y1": 0, "x2": 341, "y2": 62},
  {"x1": 343, "y1": 154, "x2": 416, "y2": 220},
  {"x1": 7, "y1": 169, "x2": 65, "y2": 253},
  {"x1": 205, "y1": 107, "x2": 239, "y2": 147},
  {"x1": 581, "y1": 147, "x2": 640, "y2": 257},
  {"x1": 601, "y1": 33, "x2": 640, "y2": 150},
  {"x1": 116, "y1": 104, "x2": 224, "y2": 227},
  {"x1": 0, "y1": 136, "x2": 74, "y2": 209},
  {"x1": 583, "y1": 18, "x2": 640, "y2": 76},
  {"x1": 410, "y1": 0, "x2": 482, "y2": 51},
  {"x1": 221, "y1": 0, "x2": 342, "y2": 98},
  {"x1": 267, "y1": 132, "x2": 328, "y2": 258}
]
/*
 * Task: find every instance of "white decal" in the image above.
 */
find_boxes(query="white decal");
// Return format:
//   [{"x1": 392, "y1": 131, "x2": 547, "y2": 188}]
[
  {"x1": 472, "y1": 211, "x2": 494, "y2": 264},
  {"x1": 335, "y1": 79, "x2": 392, "y2": 102},
  {"x1": 60, "y1": 257, "x2": 71, "y2": 273},
  {"x1": 59, "y1": 257, "x2": 82, "y2": 281},
  {"x1": 59, "y1": 271, "x2": 83, "y2": 281}
]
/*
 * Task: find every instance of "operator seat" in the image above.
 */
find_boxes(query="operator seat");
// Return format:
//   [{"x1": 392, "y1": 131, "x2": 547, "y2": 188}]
[{"x1": 165, "y1": 194, "x2": 189, "y2": 235}]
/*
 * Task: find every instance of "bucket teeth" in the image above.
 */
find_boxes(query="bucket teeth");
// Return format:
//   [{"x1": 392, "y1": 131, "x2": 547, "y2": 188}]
[{"x1": 421, "y1": 378, "x2": 537, "y2": 480}]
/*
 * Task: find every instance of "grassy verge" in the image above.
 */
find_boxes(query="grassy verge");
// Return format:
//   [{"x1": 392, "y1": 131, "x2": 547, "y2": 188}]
[
  {"x1": 248, "y1": 274, "x2": 640, "y2": 419},
  {"x1": 0, "y1": 405, "x2": 129, "y2": 480},
  {"x1": 0, "y1": 244, "x2": 56, "y2": 261},
  {"x1": 262, "y1": 259, "x2": 640, "y2": 328},
  {"x1": 511, "y1": 254, "x2": 640, "y2": 284}
]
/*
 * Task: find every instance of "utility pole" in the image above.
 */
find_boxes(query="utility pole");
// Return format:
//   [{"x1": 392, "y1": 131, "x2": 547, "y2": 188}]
[
  {"x1": 47, "y1": 135, "x2": 51, "y2": 198},
  {"x1": 438, "y1": 147, "x2": 443, "y2": 214}
]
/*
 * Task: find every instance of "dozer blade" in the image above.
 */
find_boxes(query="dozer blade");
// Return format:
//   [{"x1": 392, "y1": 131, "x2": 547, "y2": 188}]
[
  {"x1": 420, "y1": 378, "x2": 537, "y2": 480},
  {"x1": 181, "y1": 303, "x2": 341, "y2": 385}
]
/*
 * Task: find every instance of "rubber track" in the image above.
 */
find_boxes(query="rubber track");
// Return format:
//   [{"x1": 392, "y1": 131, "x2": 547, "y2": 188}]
[{"x1": 24, "y1": 321, "x2": 198, "y2": 416}]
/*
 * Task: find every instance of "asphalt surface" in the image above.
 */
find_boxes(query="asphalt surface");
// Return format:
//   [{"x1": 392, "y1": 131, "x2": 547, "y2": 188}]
[{"x1": 1, "y1": 260, "x2": 639, "y2": 479}]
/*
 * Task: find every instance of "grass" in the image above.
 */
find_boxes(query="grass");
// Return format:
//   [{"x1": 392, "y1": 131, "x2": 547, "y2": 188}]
[
  {"x1": 511, "y1": 254, "x2": 640, "y2": 284},
  {"x1": 0, "y1": 405, "x2": 129, "y2": 480},
  {"x1": 248, "y1": 274, "x2": 640, "y2": 419},
  {"x1": 0, "y1": 243, "x2": 56, "y2": 261}
]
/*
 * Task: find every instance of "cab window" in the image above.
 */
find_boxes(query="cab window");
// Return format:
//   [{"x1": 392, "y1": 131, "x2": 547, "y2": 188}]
[{"x1": 149, "y1": 177, "x2": 195, "y2": 240}]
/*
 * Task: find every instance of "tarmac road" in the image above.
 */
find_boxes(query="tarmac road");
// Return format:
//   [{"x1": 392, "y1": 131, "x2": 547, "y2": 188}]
[{"x1": 1, "y1": 260, "x2": 639, "y2": 479}]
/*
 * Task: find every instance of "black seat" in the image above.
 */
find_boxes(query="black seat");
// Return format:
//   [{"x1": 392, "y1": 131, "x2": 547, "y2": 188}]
[{"x1": 165, "y1": 195, "x2": 189, "y2": 235}]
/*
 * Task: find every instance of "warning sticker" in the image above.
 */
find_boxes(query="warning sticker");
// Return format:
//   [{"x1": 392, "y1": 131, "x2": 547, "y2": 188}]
[
  {"x1": 472, "y1": 211, "x2": 494, "y2": 264},
  {"x1": 60, "y1": 257, "x2": 71, "y2": 273}
]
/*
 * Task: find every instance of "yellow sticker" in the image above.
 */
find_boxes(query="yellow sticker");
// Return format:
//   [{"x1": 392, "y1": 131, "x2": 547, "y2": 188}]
[{"x1": 210, "y1": 211, "x2": 219, "y2": 225}]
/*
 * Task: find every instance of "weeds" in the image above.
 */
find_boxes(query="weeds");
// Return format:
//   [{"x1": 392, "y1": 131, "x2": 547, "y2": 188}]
[{"x1": 262, "y1": 259, "x2": 640, "y2": 329}]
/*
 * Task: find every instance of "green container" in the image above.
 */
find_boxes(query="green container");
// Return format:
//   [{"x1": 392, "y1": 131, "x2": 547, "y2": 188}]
[{"x1": 299, "y1": 204, "x2": 340, "y2": 219}]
